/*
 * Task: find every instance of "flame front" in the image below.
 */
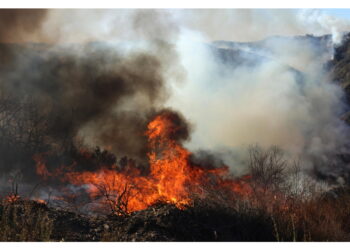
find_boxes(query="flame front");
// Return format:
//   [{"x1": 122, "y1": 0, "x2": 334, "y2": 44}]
[
  {"x1": 146, "y1": 114, "x2": 199, "y2": 206},
  {"x1": 34, "y1": 112, "x2": 251, "y2": 213}
]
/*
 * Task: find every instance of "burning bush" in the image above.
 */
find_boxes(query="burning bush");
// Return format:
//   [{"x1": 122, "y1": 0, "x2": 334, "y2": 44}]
[{"x1": 30, "y1": 110, "x2": 251, "y2": 215}]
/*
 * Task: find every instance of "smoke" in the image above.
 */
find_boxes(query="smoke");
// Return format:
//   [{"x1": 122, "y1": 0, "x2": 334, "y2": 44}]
[
  {"x1": 0, "y1": 9, "x2": 185, "y2": 183},
  {"x1": 0, "y1": 9, "x2": 350, "y2": 183},
  {"x1": 297, "y1": 9, "x2": 350, "y2": 45},
  {"x1": 166, "y1": 28, "x2": 350, "y2": 176},
  {"x1": 5, "y1": 9, "x2": 349, "y2": 44},
  {"x1": 0, "y1": 9, "x2": 48, "y2": 43},
  {"x1": 150, "y1": 9, "x2": 349, "y2": 44}
]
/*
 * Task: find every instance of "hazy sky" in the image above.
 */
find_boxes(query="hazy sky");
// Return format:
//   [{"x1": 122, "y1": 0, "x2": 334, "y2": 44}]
[
  {"x1": 324, "y1": 8, "x2": 350, "y2": 20},
  {"x1": 2, "y1": 9, "x2": 350, "y2": 43}
]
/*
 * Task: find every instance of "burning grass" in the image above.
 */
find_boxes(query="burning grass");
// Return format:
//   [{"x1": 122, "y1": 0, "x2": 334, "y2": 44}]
[
  {"x1": 1, "y1": 108, "x2": 350, "y2": 241},
  {"x1": 32, "y1": 110, "x2": 252, "y2": 215}
]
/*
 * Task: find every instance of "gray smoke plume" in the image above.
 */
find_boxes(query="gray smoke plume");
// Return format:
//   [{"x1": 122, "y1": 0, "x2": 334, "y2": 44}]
[
  {"x1": 0, "y1": 9, "x2": 350, "y2": 186},
  {"x1": 0, "y1": 10, "x2": 184, "y2": 185}
]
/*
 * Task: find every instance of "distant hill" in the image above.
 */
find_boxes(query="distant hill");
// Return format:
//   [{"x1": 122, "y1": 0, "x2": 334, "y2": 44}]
[{"x1": 329, "y1": 33, "x2": 350, "y2": 99}]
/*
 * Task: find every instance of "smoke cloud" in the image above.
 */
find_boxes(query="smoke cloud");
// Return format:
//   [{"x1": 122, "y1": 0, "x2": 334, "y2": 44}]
[
  {"x1": 0, "y1": 9, "x2": 350, "y2": 183},
  {"x1": 0, "y1": 9, "x2": 47, "y2": 43},
  {"x1": 155, "y1": 9, "x2": 350, "y2": 43},
  {"x1": 167, "y1": 28, "x2": 350, "y2": 176},
  {"x1": 0, "y1": 9, "x2": 185, "y2": 184}
]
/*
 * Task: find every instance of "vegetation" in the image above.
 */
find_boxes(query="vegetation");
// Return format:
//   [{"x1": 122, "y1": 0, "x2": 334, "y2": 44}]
[
  {"x1": 0, "y1": 200, "x2": 53, "y2": 241},
  {"x1": 0, "y1": 145, "x2": 349, "y2": 241}
]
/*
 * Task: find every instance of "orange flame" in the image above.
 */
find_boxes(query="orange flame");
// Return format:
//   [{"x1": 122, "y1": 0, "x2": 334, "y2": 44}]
[
  {"x1": 33, "y1": 153, "x2": 51, "y2": 180},
  {"x1": 5, "y1": 194, "x2": 20, "y2": 203},
  {"x1": 35, "y1": 199, "x2": 47, "y2": 204},
  {"x1": 34, "y1": 112, "x2": 252, "y2": 213}
]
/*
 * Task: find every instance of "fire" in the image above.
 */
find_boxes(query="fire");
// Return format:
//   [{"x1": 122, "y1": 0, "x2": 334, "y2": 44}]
[
  {"x1": 5, "y1": 194, "x2": 20, "y2": 203},
  {"x1": 35, "y1": 199, "x2": 47, "y2": 204},
  {"x1": 34, "y1": 111, "x2": 252, "y2": 213},
  {"x1": 33, "y1": 153, "x2": 51, "y2": 180},
  {"x1": 145, "y1": 113, "x2": 202, "y2": 206}
]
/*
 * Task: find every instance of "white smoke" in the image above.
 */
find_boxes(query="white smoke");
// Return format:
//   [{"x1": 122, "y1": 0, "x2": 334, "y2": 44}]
[
  {"x1": 166, "y1": 24, "x2": 350, "y2": 175},
  {"x1": 16, "y1": 9, "x2": 350, "y2": 45},
  {"x1": 297, "y1": 9, "x2": 349, "y2": 45},
  {"x1": 11, "y1": 9, "x2": 350, "y2": 176}
]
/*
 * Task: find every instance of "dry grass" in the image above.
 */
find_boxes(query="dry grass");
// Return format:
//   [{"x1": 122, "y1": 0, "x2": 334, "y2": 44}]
[
  {"x1": 0, "y1": 199, "x2": 53, "y2": 241},
  {"x1": 241, "y1": 146, "x2": 350, "y2": 241}
]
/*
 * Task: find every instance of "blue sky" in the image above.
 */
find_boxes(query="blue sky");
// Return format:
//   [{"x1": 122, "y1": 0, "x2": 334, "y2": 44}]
[{"x1": 323, "y1": 9, "x2": 350, "y2": 20}]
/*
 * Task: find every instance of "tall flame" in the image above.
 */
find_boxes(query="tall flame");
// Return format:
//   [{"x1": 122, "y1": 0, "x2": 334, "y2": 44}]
[{"x1": 34, "y1": 111, "x2": 251, "y2": 213}]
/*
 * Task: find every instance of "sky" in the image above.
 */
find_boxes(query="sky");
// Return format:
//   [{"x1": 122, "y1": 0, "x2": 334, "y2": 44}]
[{"x1": 323, "y1": 9, "x2": 350, "y2": 20}]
